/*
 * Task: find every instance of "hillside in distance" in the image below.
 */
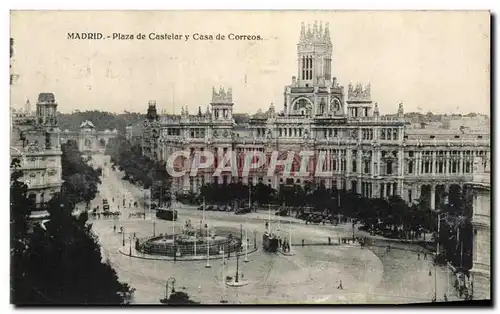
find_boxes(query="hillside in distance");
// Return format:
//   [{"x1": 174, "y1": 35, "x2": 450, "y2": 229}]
[{"x1": 57, "y1": 110, "x2": 146, "y2": 134}]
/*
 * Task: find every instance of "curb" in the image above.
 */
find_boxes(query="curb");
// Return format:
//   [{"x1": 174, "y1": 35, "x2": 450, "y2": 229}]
[{"x1": 118, "y1": 246, "x2": 259, "y2": 262}]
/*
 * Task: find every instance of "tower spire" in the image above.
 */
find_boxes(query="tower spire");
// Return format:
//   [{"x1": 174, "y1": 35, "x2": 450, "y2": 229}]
[
  {"x1": 319, "y1": 21, "x2": 323, "y2": 39},
  {"x1": 324, "y1": 22, "x2": 331, "y2": 43},
  {"x1": 300, "y1": 22, "x2": 306, "y2": 43},
  {"x1": 313, "y1": 20, "x2": 319, "y2": 39}
]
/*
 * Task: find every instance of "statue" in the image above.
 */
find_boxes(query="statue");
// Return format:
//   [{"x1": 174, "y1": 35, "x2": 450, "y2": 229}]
[
  {"x1": 303, "y1": 129, "x2": 309, "y2": 139},
  {"x1": 266, "y1": 129, "x2": 273, "y2": 139}
]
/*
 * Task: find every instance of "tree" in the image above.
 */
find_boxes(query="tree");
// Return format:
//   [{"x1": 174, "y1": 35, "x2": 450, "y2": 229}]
[
  {"x1": 12, "y1": 194, "x2": 134, "y2": 304},
  {"x1": 61, "y1": 140, "x2": 101, "y2": 209},
  {"x1": 11, "y1": 144, "x2": 134, "y2": 304},
  {"x1": 160, "y1": 291, "x2": 199, "y2": 304}
]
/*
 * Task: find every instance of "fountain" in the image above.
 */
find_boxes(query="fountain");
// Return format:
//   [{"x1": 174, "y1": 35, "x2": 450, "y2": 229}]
[{"x1": 137, "y1": 219, "x2": 242, "y2": 258}]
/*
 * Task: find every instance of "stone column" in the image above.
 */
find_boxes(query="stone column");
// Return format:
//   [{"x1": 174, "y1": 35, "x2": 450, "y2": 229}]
[
  {"x1": 398, "y1": 148, "x2": 404, "y2": 177},
  {"x1": 414, "y1": 184, "x2": 421, "y2": 201},
  {"x1": 347, "y1": 149, "x2": 352, "y2": 174},
  {"x1": 459, "y1": 151, "x2": 464, "y2": 175},
  {"x1": 445, "y1": 151, "x2": 449, "y2": 175},
  {"x1": 430, "y1": 184, "x2": 436, "y2": 210},
  {"x1": 371, "y1": 151, "x2": 375, "y2": 177},
  {"x1": 357, "y1": 150, "x2": 362, "y2": 175},
  {"x1": 376, "y1": 150, "x2": 381, "y2": 176},
  {"x1": 432, "y1": 151, "x2": 436, "y2": 176},
  {"x1": 183, "y1": 173, "x2": 190, "y2": 192}
]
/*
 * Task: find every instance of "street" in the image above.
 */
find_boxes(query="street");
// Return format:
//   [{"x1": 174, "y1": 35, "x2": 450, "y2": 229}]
[{"x1": 88, "y1": 154, "x2": 458, "y2": 304}]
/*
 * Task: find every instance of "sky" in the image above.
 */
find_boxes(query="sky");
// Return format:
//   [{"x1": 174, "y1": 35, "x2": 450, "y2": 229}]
[{"x1": 10, "y1": 11, "x2": 490, "y2": 115}]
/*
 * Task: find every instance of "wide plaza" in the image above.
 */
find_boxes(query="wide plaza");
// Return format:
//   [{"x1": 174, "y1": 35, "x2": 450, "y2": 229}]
[{"x1": 89, "y1": 154, "x2": 455, "y2": 304}]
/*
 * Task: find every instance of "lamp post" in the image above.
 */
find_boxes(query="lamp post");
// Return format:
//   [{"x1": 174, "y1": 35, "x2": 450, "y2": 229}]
[
  {"x1": 205, "y1": 224, "x2": 211, "y2": 268},
  {"x1": 240, "y1": 224, "x2": 243, "y2": 244},
  {"x1": 244, "y1": 228, "x2": 249, "y2": 263},
  {"x1": 122, "y1": 230, "x2": 125, "y2": 246},
  {"x1": 129, "y1": 236, "x2": 132, "y2": 256},
  {"x1": 235, "y1": 239, "x2": 241, "y2": 283},
  {"x1": 352, "y1": 220, "x2": 355, "y2": 241},
  {"x1": 221, "y1": 247, "x2": 227, "y2": 303},
  {"x1": 153, "y1": 220, "x2": 156, "y2": 237},
  {"x1": 253, "y1": 229, "x2": 257, "y2": 249}
]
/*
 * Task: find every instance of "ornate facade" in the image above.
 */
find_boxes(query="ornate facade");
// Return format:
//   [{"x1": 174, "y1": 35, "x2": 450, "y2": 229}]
[
  {"x1": 466, "y1": 157, "x2": 491, "y2": 300},
  {"x1": 10, "y1": 93, "x2": 63, "y2": 216},
  {"x1": 142, "y1": 21, "x2": 490, "y2": 210}
]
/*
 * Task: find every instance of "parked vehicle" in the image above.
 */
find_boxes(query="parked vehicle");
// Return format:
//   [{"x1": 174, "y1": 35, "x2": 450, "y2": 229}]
[
  {"x1": 235, "y1": 207, "x2": 251, "y2": 215},
  {"x1": 156, "y1": 208, "x2": 178, "y2": 221}
]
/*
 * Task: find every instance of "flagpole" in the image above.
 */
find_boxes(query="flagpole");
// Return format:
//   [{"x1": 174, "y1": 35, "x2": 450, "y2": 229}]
[{"x1": 289, "y1": 219, "x2": 292, "y2": 253}]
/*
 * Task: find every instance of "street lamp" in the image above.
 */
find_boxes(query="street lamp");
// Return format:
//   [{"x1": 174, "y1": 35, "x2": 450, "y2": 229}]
[
  {"x1": 122, "y1": 230, "x2": 125, "y2": 246},
  {"x1": 153, "y1": 220, "x2": 156, "y2": 237},
  {"x1": 253, "y1": 229, "x2": 257, "y2": 249},
  {"x1": 129, "y1": 236, "x2": 132, "y2": 256}
]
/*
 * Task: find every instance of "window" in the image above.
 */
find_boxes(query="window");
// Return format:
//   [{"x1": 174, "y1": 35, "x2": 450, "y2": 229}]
[
  {"x1": 364, "y1": 161, "x2": 369, "y2": 174},
  {"x1": 386, "y1": 161, "x2": 393, "y2": 175},
  {"x1": 352, "y1": 161, "x2": 357, "y2": 173},
  {"x1": 408, "y1": 161, "x2": 413, "y2": 174}
]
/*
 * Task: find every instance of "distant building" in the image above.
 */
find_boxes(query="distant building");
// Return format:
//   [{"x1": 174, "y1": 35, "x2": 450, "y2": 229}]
[
  {"x1": 126, "y1": 122, "x2": 144, "y2": 146},
  {"x1": 59, "y1": 121, "x2": 118, "y2": 153},
  {"x1": 466, "y1": 156, "x2": 491, "y2": 300}
]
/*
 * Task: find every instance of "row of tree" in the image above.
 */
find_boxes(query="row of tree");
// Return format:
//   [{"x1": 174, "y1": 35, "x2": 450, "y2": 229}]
[
  {"x1": 60, "y1": 140, "x2": 102, "y2": 209},
  {"x1": 194, "y1": 181, "x2": 473, "y2": 270},
  {"x1": 11, "y1": 143, "x2": 134, "y2": 304},
  {"x1": 105, "y1": 137, "x2": 171, "y2": 206}
]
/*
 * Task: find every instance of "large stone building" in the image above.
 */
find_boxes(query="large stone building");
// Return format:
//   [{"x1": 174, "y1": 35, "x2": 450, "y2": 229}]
[
  {"x1": 10, "y1": 93, "x2": 63, "y2": 216},
  {"x1": 467, "y1": 157, "x2": 491, "y2": 300},
  {"x1": 59, "y1": 120, "x2": 118, "y2": 153},
  {"x1": 141, "y1": 21, "x2": 490, "y2": 210}
]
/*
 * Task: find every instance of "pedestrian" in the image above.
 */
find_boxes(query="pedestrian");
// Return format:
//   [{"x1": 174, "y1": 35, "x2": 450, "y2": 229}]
[
  {"x1": 424, "y1": 252, "x2": 427, "y2": 260},
  {"x1": 337, "y1": 280, "x2": 343, "y2": 290},
  {"x1": 429, "y1": 269, "x2": 432, "y2": 277},
  {"x1": 120, "y1": 226, "x2": 123, "y2": 234},
  {"x1": 113, "y1": 225, "x2": 116, "y2": 233},
  {"x1": 443, "y1": 293, "x2": 448, "y2": 302},
  {"x1": 418, "y1": 253, "x2": 420, "y2": 260}
]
